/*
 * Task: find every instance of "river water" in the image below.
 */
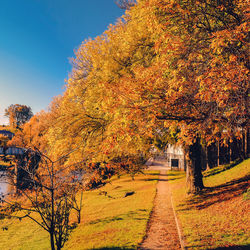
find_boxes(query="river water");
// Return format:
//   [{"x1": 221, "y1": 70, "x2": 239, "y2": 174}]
[{"x1": 0, "y1": 171, "x2": 12, "y2": 196}]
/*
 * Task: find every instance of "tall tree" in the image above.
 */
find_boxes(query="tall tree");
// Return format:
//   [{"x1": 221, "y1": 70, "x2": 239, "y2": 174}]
[
  {"x1": 5, "y1": 104, "x2": 33, "y2": 128},
  {"x1": 35, "y1": 0, "x2": 249, "y2": 194},
  {"x1": 103, "y1": 0, "x2": 249, "y2": 192}
]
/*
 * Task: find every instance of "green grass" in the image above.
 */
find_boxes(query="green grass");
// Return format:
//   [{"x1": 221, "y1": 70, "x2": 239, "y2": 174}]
[
  {"x1": 169, "y1": 158, "x2": 250, "y2": 249},
  {"x1": 203, "y1": 159, "x2": 243, "y2": 178},
  {"x1": 0, "y1": 171, "x2": 158, "y2": 249}
]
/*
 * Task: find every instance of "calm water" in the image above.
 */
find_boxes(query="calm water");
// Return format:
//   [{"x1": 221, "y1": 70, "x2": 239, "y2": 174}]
[{"x1": 0, "y1": 171, "x2": 12, "y2": 196}]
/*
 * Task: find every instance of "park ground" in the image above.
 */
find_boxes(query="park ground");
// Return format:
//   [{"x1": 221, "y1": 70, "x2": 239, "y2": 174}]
[
  {"x1": 0, "y1": 159, "x2": 249, "y2": 249},
  {"x1": 170, "y1": 158, "x2": 250, "y2": 249}
]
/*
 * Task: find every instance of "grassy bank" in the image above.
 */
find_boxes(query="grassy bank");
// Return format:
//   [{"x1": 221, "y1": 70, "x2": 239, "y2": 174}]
[
  {"x1": 169, "y1": 159, "x2": 250, "y2": 249},
  {"x1": 0, "y1": 171, "x2": 158, "y2": 249}
]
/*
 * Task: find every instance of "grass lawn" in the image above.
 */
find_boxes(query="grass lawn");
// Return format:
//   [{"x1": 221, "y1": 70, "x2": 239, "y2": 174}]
[
  {"x1": 169, "y1": 158, "x2": 250, "y2": 249},
  {"x1": 0, "y1": 160, "x2": 11, "y2": 167},
  {"x1": 0, "y1": 171, "x2": 158, "y2": 250}
]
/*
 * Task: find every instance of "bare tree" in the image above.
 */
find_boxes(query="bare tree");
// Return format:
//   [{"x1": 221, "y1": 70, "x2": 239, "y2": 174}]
[{"x1": 0, "y1": 150, "x2": 83, "y2": 250}]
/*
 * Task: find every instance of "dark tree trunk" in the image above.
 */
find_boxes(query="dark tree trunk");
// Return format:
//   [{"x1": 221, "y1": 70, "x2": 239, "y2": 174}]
[
  {"x1": 50, "y1": 232, "x2": 55, "y2": 250},
  {"x1": 205, "y1": 145, "x2": 210, "y2": 170},
  {"x1": 56, "y1": 236, "x2": 62, "y2": 250},
  {"x1": 244, "y1": 127, "x2": 248, "y2": 159},
  {"x1": 229, "y1": 141, "x2": 232, "y2": 163},
  {"x1": 186, "y1": 138, "x2": 204, "y2": 193},
  {"x1": 77, "y1": 190, "x2": 83, "y2": 224},
  {"x1": 217, "y1": 140, "x2": 220, "y2": 166},
  {"x1": 14, "y1": 162, "x2": 18, "y2": 194},
  {"x1": 237, "y1": 138, "x2": 244, "y2": 160},
  {"x1": 77, "y1": 210, "x2": 81, "y2": 224}
]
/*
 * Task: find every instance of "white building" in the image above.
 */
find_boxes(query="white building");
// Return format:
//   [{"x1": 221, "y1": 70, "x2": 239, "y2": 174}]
[{"x1": 164, "y1": 144, "x2": 185, "y2": 171}]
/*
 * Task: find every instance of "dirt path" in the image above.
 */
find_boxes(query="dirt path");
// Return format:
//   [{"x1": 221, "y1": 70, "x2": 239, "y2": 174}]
[{"x1": 140, "y1": 159, "x2": 182, "y2": 250}]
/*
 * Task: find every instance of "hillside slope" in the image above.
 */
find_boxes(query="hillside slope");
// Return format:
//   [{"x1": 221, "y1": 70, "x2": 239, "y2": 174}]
[{"x1": 169, "y1": 159, "x2": 250, "y2": 249}]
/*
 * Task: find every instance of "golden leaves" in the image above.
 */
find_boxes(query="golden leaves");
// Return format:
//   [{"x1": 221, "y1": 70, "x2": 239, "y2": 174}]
[{"x1": 19, "y1": 0, "x2": 249, "y2": 170}]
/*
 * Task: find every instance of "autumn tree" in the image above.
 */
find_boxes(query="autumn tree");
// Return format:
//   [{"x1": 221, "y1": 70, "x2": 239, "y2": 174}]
[
  {"x1": 8, "y1": 110, "x2": 53, "y2": 153},
  {"x1": 91, "y1": 0, "x2": 248, "y2": 192},
  {"x1": 61, "y1": 0, "x2": 249, "y2": 193},
  {"x1": 20, "y1": 0, "x2": 248, "y2": 195},
  {"x1": 136, "y1": 0, "x2": 249, "y2": 192},
  {"x1": 5, "y1": 104, "x2": 33, "y2": 128},
  {"x1": 0, "y1": 135, "x2": 9, "y2": 147},
  {"x1": 44, "y1": 22, "x2": 154, "y2": 172},
  {"x1": 8, "y1": 96, "x2": 64, "y2": 156}
]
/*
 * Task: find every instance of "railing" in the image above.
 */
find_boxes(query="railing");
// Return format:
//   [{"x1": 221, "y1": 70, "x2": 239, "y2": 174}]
[{"x1": 0, "y1": 147, "x2": 26, "y2": 156}]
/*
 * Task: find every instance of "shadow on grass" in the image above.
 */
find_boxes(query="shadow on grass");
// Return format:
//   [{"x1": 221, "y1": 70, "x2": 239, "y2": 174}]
[
  {"x1": 143, "y1": 172, "x2": 159, "y2": 176},
  {"x1": 92, "y1": 244, "x2": 250, "y2": 250},
  {"x1": 140, "y1": 171, "x2": 184, "y2": 182},
  {"x1": 181, "y1": 174, "x2": 250, "y2": 210},
  {"x1": 87, "y1": 209, "x2": 148, "y2": 226},
  {"x1": 167, "y1": 176, "x2": 184, "y2": 181},
  {"x1": 185, "y1": 245, "x2": 250, "y2": 250},
  {"x1": 144, "y1": 172, "x2": 167, "y2": 176},
  {"x1": 141, "y1": 178, "x2": 168, "y2": 182},
  {"x1": 92, "y1": 247, "x2": 135, "y2": 250},
  {"x1": 209, "y1": 245, "x2": 250, "y2": 249},
  {"x1": 167, "y1": 172, "x2": 183, "y2": 176}
]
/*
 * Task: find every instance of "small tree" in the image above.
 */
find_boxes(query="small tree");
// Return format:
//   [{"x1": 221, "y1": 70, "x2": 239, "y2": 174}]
[
  {"x1": 5, "y1": 104, "x2": 33, "y2": 128},
  {"x1": 0, "y1": 150, "x2": 83, "y2": 250}
]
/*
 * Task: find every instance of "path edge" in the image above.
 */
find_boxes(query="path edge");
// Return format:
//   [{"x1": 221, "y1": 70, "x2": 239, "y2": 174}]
[
  {"x1": 137, "y1": 171, "x2": 159, "y2": 249},
  {"x1": 170, "y1": 187, "x2": 187, "y2": 250}
]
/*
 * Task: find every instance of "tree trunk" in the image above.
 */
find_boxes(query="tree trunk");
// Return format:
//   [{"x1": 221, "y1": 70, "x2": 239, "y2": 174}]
[
  {"x1": 77, "y1": 210, "x2": 81, "y2": 224},
  {"x1": 14, "y1": 162, "x2": 18, "y2": 194},
  {"x1": 50, "y1": 163, "x2": 55, "y2": 250},
  {"x1": 185, "y1": 138, "x2": 204, "y2": 193},
  {"x1": 229, "y1": 141, "x2": 232, "y2": 163},
  {"x1": 205, "y1": 145, "x2": 210, "y2": 170},
  {"x1": 237, "y1": 138, "x2": 244, "y2": 160},
  {"x1": 244, "y1": 127, "x2": 248, "y2": 159},
  {"x1": 217, "y1": 140, "x2": 220, "y2": 166},
  {"x1": 56, "y1": 236, "x2": 62, "y2": 250},
  {"x1": 50, "y1": 232, "x2": 55, "y2": 250},
  {"x1": 77, "y1": 190, "x2": 83, "y2": 224}
]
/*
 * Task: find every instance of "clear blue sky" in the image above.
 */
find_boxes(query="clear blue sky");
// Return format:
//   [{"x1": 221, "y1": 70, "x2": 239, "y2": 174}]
[{"x1": 0, "y1": 0, "x2": 124, "y2": 124}]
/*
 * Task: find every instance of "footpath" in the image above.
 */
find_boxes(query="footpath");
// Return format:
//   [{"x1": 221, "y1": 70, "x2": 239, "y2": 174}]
[{"x1": 140, "y1": 158, "x2": 183, "y2": 250}]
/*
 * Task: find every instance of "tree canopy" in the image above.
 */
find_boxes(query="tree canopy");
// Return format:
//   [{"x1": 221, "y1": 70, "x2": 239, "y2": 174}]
[{"x1": 9, "y1": 0, "x2": 249, "y2": 192}]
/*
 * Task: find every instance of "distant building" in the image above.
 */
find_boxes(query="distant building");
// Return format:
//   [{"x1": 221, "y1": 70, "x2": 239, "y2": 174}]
[
  {"x1": 0, "y1": 130, "x2": 14, "y2": 139},
  {"x1": 164, "y1": 144, "x2": 185, "y2": 171}
]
